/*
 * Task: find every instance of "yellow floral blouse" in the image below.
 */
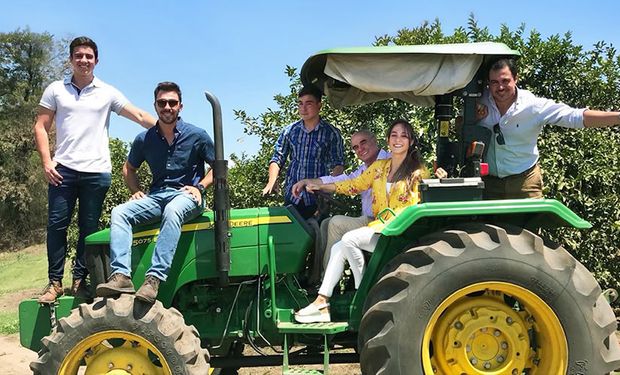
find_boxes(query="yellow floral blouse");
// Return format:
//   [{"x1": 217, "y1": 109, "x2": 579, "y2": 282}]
[{"x1": 334, "y1": 159, "x2": 429, "y2": 228}]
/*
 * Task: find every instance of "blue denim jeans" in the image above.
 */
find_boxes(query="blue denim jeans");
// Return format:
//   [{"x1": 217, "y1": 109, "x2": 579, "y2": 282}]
[
  {"x1": 47, "y1": 165, "x2": 111, "y2": 281},
  {"x1": 109, "y1": 187, "x2": 204, "y2": 281}
]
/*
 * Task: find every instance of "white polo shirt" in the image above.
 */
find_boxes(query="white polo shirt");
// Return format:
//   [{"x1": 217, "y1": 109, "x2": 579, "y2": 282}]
[
  {"x1": 478, "y1": 88, "x2": 585, "y2": 178},
  {"x1": 39, "y1": 76, "x2": 129, "y2": 173}
]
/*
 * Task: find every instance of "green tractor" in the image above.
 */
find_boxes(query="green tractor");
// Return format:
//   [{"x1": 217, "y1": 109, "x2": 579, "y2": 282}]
[{"x1": 20, "y1": 42, "x2": 620, "y2": 374}]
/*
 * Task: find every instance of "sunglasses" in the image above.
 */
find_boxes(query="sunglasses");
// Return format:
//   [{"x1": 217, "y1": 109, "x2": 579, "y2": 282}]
[
  {"x1": 493, "y1": 123, "x2": 505, "y2": 145},
  {"x1": 156, "y1": 99, "x2": 180, "y2": 108}
]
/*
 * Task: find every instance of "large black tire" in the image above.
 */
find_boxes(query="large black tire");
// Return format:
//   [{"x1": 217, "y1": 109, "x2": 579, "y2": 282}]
[
  {"x1": 30, "y1": 294, "x2": 209, "y2": 374},
  {"x1": 358, "y1": 223, "x2": 620, "y2": 374},
  {"x1": 84, "y1": 243, "x2": 111, "y2": 297}
]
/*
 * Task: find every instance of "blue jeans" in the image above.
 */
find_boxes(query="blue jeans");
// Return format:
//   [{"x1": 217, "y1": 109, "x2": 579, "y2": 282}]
[
  {"x1": 109, "y1": 187, "x2": 204, "y2": 281},
  {"x1": 47, "y1": 165, "x2": 111, "y2": 281}
]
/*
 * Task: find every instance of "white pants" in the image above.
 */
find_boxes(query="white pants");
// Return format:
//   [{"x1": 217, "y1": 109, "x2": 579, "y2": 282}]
[
  {"x1": 320, "y1": 215, "x2": 371, "y2": 270},
  {"x1": 318, "y1": 225, "x2": 379, "y2": 298}
]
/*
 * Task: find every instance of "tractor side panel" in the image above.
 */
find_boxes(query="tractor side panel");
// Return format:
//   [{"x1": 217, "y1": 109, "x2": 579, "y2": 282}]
[{"x1": 257, "y1": 206, "x2": 314, "y2": 274}]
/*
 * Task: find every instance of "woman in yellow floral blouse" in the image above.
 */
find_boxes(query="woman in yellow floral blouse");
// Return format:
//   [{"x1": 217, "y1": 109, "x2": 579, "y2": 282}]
[{"x1": 294, "y1": 119, "x2": 447, "y2": 323}]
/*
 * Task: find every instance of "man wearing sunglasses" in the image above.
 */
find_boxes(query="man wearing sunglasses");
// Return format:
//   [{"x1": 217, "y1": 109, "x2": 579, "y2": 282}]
[
  {"x1": 96, "y1": 81, "x2": 215, "y2": 303},
  {"x1": 476, "y1": 58, "x2": 620, "y2": 199},
  {"x1": 33, "y1": 36, "x2": 156, "y2": 304}
]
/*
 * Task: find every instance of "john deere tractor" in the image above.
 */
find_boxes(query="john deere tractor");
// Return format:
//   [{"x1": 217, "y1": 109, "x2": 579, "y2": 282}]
[{"x1": 20, "y1": 42, "x2": 620, "y2": 374}]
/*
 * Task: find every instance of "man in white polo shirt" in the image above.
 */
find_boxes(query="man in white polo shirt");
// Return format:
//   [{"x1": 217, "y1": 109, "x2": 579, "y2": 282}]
[
  {"x1": 478, "y1": 58, "x2": 620, "y2": 199},
  {"x1": 33, "y1": 36, "x2": 156, "y2": 303}
]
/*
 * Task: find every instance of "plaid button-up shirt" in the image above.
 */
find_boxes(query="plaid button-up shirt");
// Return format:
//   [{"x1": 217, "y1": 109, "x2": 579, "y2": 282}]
[{"x1": 270, "y1": 118, "x2": 344, "y2": 205}]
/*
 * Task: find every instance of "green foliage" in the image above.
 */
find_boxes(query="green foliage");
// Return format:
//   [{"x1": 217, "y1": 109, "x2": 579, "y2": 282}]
[
  {"x1": 0, "y1": 29, "x2": 65, "y2": 251},
  {"x1": 0, "y1": 311, "x2": 19, "y2": 335},
  {"x1": 66, "y1": 138, "x2": 151, "y2": 261},
  {"x1": 230, "y1": 15, "x2": 620, "y2": 292}
]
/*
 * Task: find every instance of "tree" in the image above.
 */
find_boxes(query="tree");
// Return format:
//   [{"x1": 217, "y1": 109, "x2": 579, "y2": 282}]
[
  {"x1": 232, "y1": 15, "x2": 620, "y2": 291},
  {"x1": 0, "y1": 29, "x2": 66, "y2": 251},
  {"x1": 66, "y1": 138, "x2": 151, "y2": 260}
]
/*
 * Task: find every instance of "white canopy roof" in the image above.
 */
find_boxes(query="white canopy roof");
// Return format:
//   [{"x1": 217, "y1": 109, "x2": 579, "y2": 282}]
[{"x1": 300, "y1": 42, "x2": 520, "y2": 108}]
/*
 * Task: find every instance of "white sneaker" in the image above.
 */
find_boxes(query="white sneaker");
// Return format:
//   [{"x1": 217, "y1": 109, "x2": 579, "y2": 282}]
[{"x1": 294, "y1": 303, "x2": 331, "y2": 323}]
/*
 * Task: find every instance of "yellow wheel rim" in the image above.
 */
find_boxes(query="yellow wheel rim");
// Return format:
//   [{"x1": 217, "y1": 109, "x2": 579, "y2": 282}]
[
  {"x1": 59, "y1": 330, "x2": 172, "y2": 375},
  {"x1": 422, "y1": 282, "x2": 567, "y2": 374}
]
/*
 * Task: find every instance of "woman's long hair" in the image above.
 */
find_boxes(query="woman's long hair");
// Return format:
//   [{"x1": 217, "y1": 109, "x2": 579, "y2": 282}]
[{"x1": 387, "y1": 119, "x2": 423, "y2": 186}]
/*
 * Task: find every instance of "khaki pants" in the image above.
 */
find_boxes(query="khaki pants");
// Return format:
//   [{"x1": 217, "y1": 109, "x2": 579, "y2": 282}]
[
  {"x1": 320, "y1": 215, "x2": 371, "y2": 271},
  {"x1": 483, "y1": 164, "x2": 543, "y2": 199}
]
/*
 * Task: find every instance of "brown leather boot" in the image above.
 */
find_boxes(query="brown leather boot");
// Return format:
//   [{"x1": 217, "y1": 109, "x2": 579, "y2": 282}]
[
  {"x1": 135, "y1": 275, "x2": 161, "y2": 303},
  {"x1": 71, "y1": 278, "x2": 92, "y2": 299},
  {"x1": 37, "y1": 280, "x2": 63, "y2": 304},
  {"x1": 96, "y1": 273, "x2": 135, "y2": 297}
]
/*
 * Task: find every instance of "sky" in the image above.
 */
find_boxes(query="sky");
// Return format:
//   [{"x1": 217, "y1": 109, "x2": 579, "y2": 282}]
[{"x1": 2, "y1": 0, "x2": 619, "y2": 158}]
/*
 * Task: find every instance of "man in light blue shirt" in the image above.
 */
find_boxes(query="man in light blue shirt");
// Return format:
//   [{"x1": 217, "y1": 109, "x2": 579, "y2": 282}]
[
  {"x1": 477, "y1": 58, "x2": 620, "y2": 199},
  {"x1": 293, "y1": 130, "x2": 389, "y2": 276}
]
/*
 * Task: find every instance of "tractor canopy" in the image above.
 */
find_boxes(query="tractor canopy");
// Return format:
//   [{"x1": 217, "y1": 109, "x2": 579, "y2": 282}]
[{"x1": 300, "y1": 42, "x2": 520, "y2": 109}]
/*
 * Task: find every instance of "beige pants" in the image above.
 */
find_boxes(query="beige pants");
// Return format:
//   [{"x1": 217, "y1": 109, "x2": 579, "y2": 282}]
[
  {"x1": 320, "y1": 215, "x2": 371, "y2": 270},
  {"x1": 483, "y1": 164, "x2": 543, "y2": 199}
]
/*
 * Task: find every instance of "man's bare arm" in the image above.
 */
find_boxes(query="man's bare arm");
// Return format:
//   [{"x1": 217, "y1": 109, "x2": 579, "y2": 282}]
[
  {"x1": 120, "y1": 103, "x2": 157, "y2": 129},
  {"x1": 33, "y1": 106, "x2": 62, "y2": 186},
  {"x1": 123, "y1": 161, "x2": 145, "y2": 200},
  {"x1": 262, "y1": 162, "x2": 280, "y2": 195},
  {"x1": 583, "y1": 110, "x2": 620, "y2": 128}
]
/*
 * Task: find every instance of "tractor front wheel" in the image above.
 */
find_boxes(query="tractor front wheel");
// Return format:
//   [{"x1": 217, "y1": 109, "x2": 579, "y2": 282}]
[
  {"x1": 30, "y1": 294, "x2": 209, "y2": 375},
  {"x1": 358, "y1": 223, "x2": 620, "y2": 374}
]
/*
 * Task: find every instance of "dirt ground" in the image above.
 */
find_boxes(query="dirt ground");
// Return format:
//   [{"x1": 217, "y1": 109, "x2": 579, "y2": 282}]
[{"x1": 0, "y1": 335, "x2": 37, "y2": 375}]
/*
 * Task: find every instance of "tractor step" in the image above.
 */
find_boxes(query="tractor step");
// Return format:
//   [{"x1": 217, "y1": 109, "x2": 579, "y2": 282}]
[
  {"x1": 278, "y1": 321, "x2": 348, "y2": 375},
  {"x1": 283, "y1": 369, "x2": 324, "y2": 375},
  {"x1": 277, "y1": 321, "x2": 349, "y2": 335}
]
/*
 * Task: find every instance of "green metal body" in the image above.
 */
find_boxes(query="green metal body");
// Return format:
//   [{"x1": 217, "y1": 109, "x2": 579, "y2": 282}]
[
  {"x1": 19, "y1": 296, "x2": 84, "y2": 352},
  {"x1": 19, "y1": 198, "x2": 589, "y2": 356}
]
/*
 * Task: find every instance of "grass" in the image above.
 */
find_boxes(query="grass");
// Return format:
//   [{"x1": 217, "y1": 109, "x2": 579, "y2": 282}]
[
  {"x1": 0, "y1": 311, "x2": 19, "y2": 335},
  {"x1": 0, "y1": 247, "x2": 48, "y2": 296},
  {"x1": 0, "y1": 245, "x2": 72, "y2": 335}
]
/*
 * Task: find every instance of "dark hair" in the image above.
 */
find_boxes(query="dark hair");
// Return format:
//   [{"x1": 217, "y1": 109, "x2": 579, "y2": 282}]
[
  {"x1": 298, "y1": 86, "x2": 322, "y2": 102},
  {"x1": 154, "y1": 81, "x2": 182, "y2": 102},
  {"x1": 387, "y1": 119, "x2": 423, "y2": 185},
  {"x1": 69, "y1": 36, "x2": 98, "y2": 60},
  {"x1": 487, "y1": 58, "x2": 518, "y2": 80}
]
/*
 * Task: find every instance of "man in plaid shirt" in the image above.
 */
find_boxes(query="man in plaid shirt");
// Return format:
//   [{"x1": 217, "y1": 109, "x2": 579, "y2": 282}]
[{"x1": 263, "y1": 86, "x2": 344, "y2": 219}]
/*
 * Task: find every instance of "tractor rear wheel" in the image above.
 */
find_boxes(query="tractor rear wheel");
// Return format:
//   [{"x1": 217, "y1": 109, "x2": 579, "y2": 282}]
[
  {"x1": 30, "y1": 294, "x2": 209, "y2": 375},
  {"x1": 358, "y1": 223, "x2": 620, "y2": 374}
]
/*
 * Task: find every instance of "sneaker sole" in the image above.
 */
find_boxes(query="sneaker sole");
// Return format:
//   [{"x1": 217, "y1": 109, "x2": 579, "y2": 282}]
[
  {"x1": 135, "y1": 293, "x2": 156, "y2": 304},
  {"x1": 294, "y1": 314, "x2": 331, "y2": 324},
  {"x1": 96, "y1": 287, "x2": 135, "y2": 298}
]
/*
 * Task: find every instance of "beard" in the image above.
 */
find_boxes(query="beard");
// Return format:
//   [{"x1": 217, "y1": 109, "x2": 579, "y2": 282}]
[{"x1": 158, "y1": 110, "x2": 178, "y2": 125}]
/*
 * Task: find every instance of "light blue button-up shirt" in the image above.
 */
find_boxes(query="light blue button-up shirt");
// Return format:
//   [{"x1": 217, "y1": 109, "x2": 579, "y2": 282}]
[
  {"x1": 479, "y1": 88, "x2": 585, "y2": 178},
  {"x1": 320, "y1": 149, "x2": 390, "y2": 217}
]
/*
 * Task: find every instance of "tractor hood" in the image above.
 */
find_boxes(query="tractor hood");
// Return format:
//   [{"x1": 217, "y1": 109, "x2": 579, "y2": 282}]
[{"x1": 300, "y1": 42, "x2": 520, "y2": 108}]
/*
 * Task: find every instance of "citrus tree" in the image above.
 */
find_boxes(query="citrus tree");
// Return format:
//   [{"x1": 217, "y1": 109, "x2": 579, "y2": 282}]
[{"x1": 232, "y1": 15, "x2": 620, "y2": 292}]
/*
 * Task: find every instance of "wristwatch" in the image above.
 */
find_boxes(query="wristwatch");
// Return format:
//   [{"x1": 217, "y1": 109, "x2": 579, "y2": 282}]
[{"x1": 194, "y1": 183, "x2": 206, "y2": 195}]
